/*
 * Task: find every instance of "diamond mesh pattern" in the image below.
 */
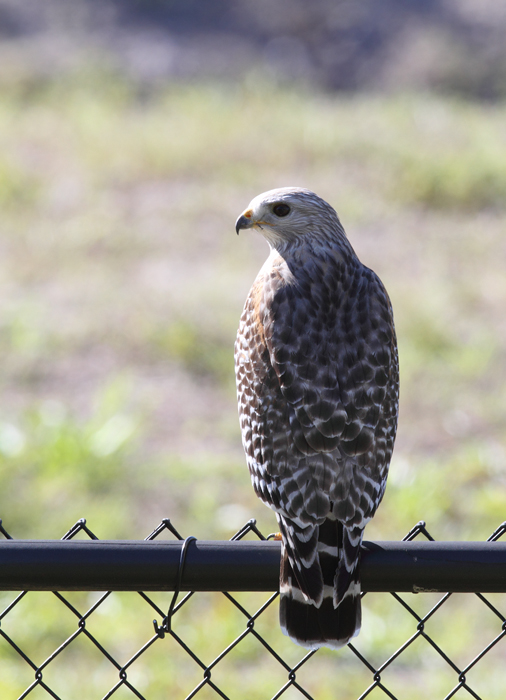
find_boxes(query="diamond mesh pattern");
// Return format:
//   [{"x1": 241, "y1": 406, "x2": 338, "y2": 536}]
[{"x1": 0, "y1": 519, "x2": 505, "y2": 700}]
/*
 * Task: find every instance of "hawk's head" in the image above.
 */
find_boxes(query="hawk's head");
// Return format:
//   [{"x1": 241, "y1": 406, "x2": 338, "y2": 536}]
[{"x1": 235, "y1": 187, "x2": 345, "y2": 251}]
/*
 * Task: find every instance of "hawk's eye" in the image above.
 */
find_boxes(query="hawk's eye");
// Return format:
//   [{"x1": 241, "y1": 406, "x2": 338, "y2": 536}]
[{"x1": 272, "y1": 203, "x2": 291, "y2": 218}]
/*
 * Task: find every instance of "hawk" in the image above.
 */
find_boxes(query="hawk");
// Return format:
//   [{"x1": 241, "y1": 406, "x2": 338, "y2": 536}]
[{"x1": 234, "y1": 187, "x2": 399, "y2": 650}]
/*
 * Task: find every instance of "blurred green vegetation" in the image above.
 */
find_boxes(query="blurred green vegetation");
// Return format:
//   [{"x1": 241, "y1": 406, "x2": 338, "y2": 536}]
[{"x1": 0, "y1": 67, "x2": 506, "y2": 697}]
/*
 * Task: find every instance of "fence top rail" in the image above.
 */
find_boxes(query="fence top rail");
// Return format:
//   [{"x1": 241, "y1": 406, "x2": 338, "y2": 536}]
[{"x1": 0, "y1": 539, "x2": 505, "y2": 593}]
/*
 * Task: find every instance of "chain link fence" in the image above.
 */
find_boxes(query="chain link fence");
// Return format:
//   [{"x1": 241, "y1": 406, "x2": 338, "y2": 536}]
[{"x1": 0, "y1": 518, "x2": 505, "y2": 700}]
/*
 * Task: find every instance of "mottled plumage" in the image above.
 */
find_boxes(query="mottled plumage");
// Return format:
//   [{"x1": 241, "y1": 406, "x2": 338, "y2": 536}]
[{"x1": 234, "y1": 187, "x2": 399, "y2": 650}]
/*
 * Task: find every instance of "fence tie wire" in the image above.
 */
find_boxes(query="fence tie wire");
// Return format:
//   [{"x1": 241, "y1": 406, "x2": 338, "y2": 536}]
[{"x1": 154, "y1": 535, "x2": 197, "y2": 638}]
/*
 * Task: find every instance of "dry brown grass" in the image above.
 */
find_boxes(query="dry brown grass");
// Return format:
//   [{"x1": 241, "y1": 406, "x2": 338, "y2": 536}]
[{"x1": 1, "y1": 70, "x2": 506, "y2": 699}]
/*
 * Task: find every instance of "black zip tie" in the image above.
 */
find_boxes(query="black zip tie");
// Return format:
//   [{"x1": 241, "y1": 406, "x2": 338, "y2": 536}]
[{"x1": 154, "y1": 535, "x2": 197, "y2": 638}]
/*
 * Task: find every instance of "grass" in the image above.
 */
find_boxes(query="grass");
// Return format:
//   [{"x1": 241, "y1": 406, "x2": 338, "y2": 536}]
[{"x1": 0, "y1": 66, "x2": 506, "y2": 697}]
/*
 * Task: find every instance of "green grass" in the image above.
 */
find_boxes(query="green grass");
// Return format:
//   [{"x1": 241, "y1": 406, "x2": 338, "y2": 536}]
[{"x1": 1, "y1": 67, "x2": 506, "y2": 697}]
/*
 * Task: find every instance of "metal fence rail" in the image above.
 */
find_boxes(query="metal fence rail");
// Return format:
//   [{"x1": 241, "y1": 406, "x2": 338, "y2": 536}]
[
  {"x1": 0, "y1": 518, "x2": 505, "y2": 700},
  {"x1": 1, "y1": 537, "x2": 506, "y2": 593}
]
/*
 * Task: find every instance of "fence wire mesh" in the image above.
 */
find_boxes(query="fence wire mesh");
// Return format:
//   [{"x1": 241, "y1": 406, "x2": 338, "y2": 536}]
[{"x1": 0, "y1": 518, "x2": 505, "y2": 700}]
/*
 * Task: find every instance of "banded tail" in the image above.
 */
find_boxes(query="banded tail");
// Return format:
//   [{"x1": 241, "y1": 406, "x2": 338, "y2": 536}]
[{"x1": 278, "y1": 517, "x2": 363, "y2": 650}]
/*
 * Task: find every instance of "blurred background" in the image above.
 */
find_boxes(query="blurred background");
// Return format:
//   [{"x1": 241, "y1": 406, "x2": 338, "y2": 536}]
[{"x1": 1, "y1": 1, "x2": 506, "y2": 697}]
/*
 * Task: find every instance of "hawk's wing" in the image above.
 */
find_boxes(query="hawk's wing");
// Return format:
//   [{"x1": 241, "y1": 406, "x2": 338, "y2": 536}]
[{"x1": 262, "y1": 252, "x2": 398, "y2": 468}]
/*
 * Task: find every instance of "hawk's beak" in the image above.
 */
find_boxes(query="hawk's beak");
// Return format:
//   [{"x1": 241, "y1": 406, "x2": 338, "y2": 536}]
[{"x1": 235, "y1": 209, "x2": 253, "y2": 235}]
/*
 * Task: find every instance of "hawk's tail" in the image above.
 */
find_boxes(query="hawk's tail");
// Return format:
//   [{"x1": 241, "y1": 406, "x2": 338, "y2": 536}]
[{"x1": 278, "y1": 518, "x2": 362, "y2": 650}]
